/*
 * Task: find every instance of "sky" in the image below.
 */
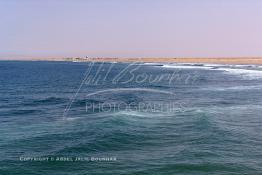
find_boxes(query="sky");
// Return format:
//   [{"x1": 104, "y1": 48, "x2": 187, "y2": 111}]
[{"x1": 1, "y1": 0, "x2": 262, "y2": 59}]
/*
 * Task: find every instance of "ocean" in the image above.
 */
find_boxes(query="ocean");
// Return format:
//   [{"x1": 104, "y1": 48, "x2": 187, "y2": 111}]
[{"x1": 0, "y1": 61, "x2": 262, "y2": 174}]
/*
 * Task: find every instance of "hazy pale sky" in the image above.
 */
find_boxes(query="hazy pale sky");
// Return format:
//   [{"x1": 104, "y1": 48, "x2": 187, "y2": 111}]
[{"x1": 1, "y1": 0, "x2": 262, "y2": 59}]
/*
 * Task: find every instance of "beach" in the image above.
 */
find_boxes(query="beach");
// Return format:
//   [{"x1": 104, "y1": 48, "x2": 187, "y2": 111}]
[
  {"x1": 84, "y1": 57, "x2": 262, "y2": 65},
  {"x1": 12, "y1": 57, "x2": 262, "y2": 65}
]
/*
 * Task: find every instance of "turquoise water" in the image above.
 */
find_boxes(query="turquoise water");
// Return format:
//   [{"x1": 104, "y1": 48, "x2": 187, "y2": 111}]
[{"x1": 0, "y1": 61, "x2": 262, "y2": 174}]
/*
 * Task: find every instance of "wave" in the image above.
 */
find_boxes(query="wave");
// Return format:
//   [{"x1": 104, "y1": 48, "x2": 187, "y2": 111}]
[
  {"x1": 161, "y1": 64, "x2": 215, "y2": 70},
  {"x1": 200, "y1": 85, "x2": 262, "y2": 91},
  {"x1": 144, "y1": 63, "x2": 164, "y2": 66},
  {"x1": 160, "y1": 63, "x2": 262, "y2": 79},
  {"x1": 15, "y1": 97, "x2": 68, "y2": 108},
  {"x1": 218, "y1": 67, "x2": 262, "y2": 79},
  {"x1": 115, "y1": 111, "x2": 166, "y2": 119},
  {"x1": 2, "y1": 109, "x2": 41, "y2": 116},
  {"x1": 73, "y1": 98, "x2": 102, "y2": 107},
  {"x1": 32, "y1": 97, "x2": 67, "y2": 105}
]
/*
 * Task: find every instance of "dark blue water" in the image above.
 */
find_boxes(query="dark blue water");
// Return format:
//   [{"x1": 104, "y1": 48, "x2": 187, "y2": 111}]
[{"x1": 0, "y1": 61, "x2": 262, "y2": 174}]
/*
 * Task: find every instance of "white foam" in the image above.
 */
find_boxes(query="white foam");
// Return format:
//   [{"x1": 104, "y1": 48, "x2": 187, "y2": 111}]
[
  {"x1": 201, "y1": 85, "x2": 262, "y2": 91},
  {"x1": 232, "y1": 64, "x2": 260, "y2": 68},
  {"x1": 202, "y1": 63, "x2": 226, "y2": 67},
  {"x1": 144, "y1": 62, "x2": 159, "y2": 65},
  {"x1": 162, "y1": 64, "x2": 214, "y2": 70},
  {"x1": 218, "y1": 68, "x2": 262, "y2": 79},
  {"x1": 63, "y1": 117, "x2": 81, "y2": 121},
  {"x1": 118, "y1": 111, "x2": 149, "y2": 117},
  {"x1": 160, "y1": 63, "x2": 262, "y2": 79},
  {"x1": 116, "y1": 110, "x2": 172, "y2": 118}
]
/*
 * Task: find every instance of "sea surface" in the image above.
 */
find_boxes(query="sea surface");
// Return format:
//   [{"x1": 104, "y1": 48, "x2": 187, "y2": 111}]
[{"x1": 0, "y1": 61, "x2": 262, "y2": 175}]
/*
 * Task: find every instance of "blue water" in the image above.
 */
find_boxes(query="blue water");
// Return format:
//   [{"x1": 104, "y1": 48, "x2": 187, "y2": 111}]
[{"x1": 0, "y1": 61, "x2": 262, "y2": 174}]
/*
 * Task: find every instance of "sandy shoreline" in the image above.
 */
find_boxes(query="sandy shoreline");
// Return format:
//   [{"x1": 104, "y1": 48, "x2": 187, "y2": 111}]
[
  {"x1": 81, "y1": 57, "x2": 262, "y2": 65},
  {"x1": 2, "y1": 57, "x2": 262, "y2": 65}
]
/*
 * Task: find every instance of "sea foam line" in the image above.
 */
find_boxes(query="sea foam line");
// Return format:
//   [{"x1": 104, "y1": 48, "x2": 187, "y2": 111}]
[
  {"x1": 218, "y1": 67, "x2": 262, "y2": 79},
  {"x1": 159, "y1": 63, "x2": 262, "y2": 79}
]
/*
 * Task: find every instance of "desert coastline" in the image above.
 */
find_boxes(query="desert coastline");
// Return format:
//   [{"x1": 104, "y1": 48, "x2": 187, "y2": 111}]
[
  {"x1": 4, "y1": 57, "x2": 262, "y2": 65},
  {"x1": 83, "y1": 57, "x2": 262, "y2": 65},
  {"x1": 13, "y1": 57, "x2": 260, "y2": 65},
  {"x1": 2, "y1": 0, "x2": 262, "y2": 174}
]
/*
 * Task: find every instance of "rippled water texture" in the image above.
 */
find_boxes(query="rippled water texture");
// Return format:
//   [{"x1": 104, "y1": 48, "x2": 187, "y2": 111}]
[{"x1": 0, "y1": 61, "x2": 262, "y2": 174}]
